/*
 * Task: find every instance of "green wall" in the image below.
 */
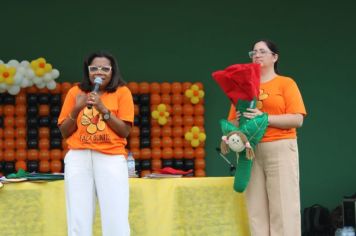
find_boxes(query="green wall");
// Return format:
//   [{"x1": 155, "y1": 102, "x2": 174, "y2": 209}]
[{"x1": 2, "y1": 0, "x2": 356, "y2": 211}]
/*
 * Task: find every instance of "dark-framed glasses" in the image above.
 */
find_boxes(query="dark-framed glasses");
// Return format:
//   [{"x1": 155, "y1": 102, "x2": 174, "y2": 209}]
[
  {"x1": 88, "y1": 65, "x2": 112, "y2": 73},
  {"x1": 248, "y1": 50, "x2": 275, "y2": 59}
]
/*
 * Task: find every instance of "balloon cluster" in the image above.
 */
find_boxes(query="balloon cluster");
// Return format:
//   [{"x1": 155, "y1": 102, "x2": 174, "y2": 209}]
[
  {"x1": 151, "y1": 103, "x2": 170, "y2": 125},
  {"x1": 184, "y1": 84, "x2": 205, "y2": 104},
  {"x1": 0, "y1": 57, "x2": 60, "y2": 95},
  {"x1": 184, "y1": 126, "x2": 206, "y2": 147}
]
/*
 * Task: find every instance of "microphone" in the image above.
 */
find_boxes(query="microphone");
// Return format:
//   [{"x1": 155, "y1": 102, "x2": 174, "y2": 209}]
[{"x1": 87, "y1": 77, "x2": 103, "y2": 109}]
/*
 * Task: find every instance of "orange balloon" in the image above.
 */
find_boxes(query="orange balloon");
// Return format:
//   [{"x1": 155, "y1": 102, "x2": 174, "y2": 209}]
[
  {"x1": 194, "y1": 159, "x2": 206, "y2": 169},
  {"x1": 182, "y1": 82, "x2": 192, "y2": 91},
  {"x1": 0, "y1": 150, "x2": 3, "y2": 161},
  {"x1": 26, "y1": 85, "x2": 38, "y2": 93},
  {"x1": 160, "y1": 82, "x2": 171, "y2": 94},
  {"x1": 171, "y1": 94, "x2": 183, "y2": 105},
  {"x1": 173, "y1": 147, "x2": 184, "y2": 159},
  {"x1": 183, "y1": 115, "x2": 194, "y2": 127},
  {"x1": 130, "y1": 126, "x2": 140, "y2": 138},
  {"x1": 15, "y1": 116, "x2": 26, "y2": 128},
  {"x1": 15, "y1": 104, "x2": 26, "y2": 116},
  {"x1": 161, "y1": 147, "x2": 173, "y2": 159},
  {"x1": 4, "y1": 127, "x2": 15, "y2": 138},
  {"x1": 150, "y1": 94, "x2": 161, "y2": 105},
  {"x1": 150, "y1": 117, "x2": 159, "y2": 127},
  {"x1": 151, "y1": 148, "x2": 162, "y2": 160},
  {"x1": 194, "y1": 115, "x2": 205, "y2": 126},
  {"x1": 4, "y1": 150, "x2": 15, "y2": 161},
  {"x1": 172, "y1": 104, "x2": 182, "y2": 116},
  {"x1": 4, "y1": 138, "x2": 15, "y2": 150},
  {"x1": 15, "y1": 149, "x2": 27, "y2": 161},
  {"x1": 4, "y1": 116, "x2": 15, "y2": 128},
  {"x1": 150, "y1": 126, "x2": 161, "y2": 138},
  {"x1": 39, "y1": 138, "x2": 50, "y2": 150},
  {"x1": 161, "y1": 126, "x2": 172, "y2": 137},
  {"x1": 161, "y1": 137, "x2": 173, "y2": 148},
  {"x1": 193, "y1": 82, "x2": 204, "y2": 90},
  {"x1": 39, "y1": 127, "x2": 50, "y2": 139},
  {"x1": 39, "y1": 105, "x2": 50, "y2": 116},
  {"x1": 27, "y1": 149, "x2": 39, "y2": 161},
  {"x1": 172, "y1": 126, "x2": 183, "y2": 137},
  {"x1": 16, "y1": 138, "x2": 27, "y2": 149},
  {"x1": 172, "y1": 137, "x2": 183, "y2": 148},
  {"x1": 172, "y1": 115, "x2": 183, "y2": 127},
  {"x1": 194, "y1": 104, "x2": 205, "y2": 116},
  {"x1": 140, "y1": 148, "x2": 152, "y2": 159},
  {"x1": 0, "y1": 106, "x2": 3, "y2": 116},
  {"x1": 14, "y1": 127, "x2": 26, "y2": 139},
  {"x1": 50, "y1": 160, "x2": 62, "y2": 173},
  {"x1": 182, "y1": 104, "x2": 194, "y2": 116},
  {"x1": 39, "y1": 160, "x2": 50, "y2": 173},
  {"x1": 129, "y1": 137, "x2": 140, "y2": 149},
  {"x1": 171, "y1": 82, "x2": 182, "y2": 94},
  {"x1": 151, "y1": 137, "x2": 162, "y2": 148},
  {"x1": 39, "y1": 150, "x2": 50, "y2": 161},
  {"x1": 151, "y1": 159, "x2": 162, "y2": 170},
  {"x1": 150, "y1": 82, "x2": 161, "y2": 94},
  {"x1": 15, "y1": 93, "x2": 27, "y2": 105},
  {"x1": 139, "y1": 82, "x2": 150, "y2": 94},
  {"x1": 4, "y1": 105, "x2": 15, "y2": 116},
  {"x1": 194, "y1": 147, "x2": 206, "y2": 159},
  {"x1": 160, "y1": 94, "x2": 171, "y2": 105},
  {"x1": 194, "y1": 169, "x2": 206, "y2": 177},
  {"x1": 15, "y1": 160, "x2": 27, "y2": 171},
  {"x1": 127, "y1": 82, "x2": 139, "y2": 94},
  {"x1": 50, "y1": 149, "x2": 62, "y2": 160},
  {"x1": 0, "y1": 128, "x2": 3, "y2": 139},
  {"x1": 184, "y1": 147, "x2": 195, "y2": 159}
]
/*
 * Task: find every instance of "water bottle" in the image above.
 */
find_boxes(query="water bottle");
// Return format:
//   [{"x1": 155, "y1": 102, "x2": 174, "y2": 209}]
[{"x1": 127, "y1": 152, "x2": 136, "y2": 177}]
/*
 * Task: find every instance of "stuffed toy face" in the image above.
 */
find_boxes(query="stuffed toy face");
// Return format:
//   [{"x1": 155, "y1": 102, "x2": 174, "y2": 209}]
[{"x1": 222, "y1": 133, "x2": 246, "y2": 153}]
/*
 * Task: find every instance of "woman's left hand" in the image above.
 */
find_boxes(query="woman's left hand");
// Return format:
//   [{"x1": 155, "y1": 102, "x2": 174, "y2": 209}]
[{"x1": 243, "y1": 108, "x2": 263, "y2": 119}]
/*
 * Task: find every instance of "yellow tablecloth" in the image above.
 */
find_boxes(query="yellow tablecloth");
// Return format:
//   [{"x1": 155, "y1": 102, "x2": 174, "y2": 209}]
[{"x1": 0, "y1": 177, "x2": 249, "y2": 236}]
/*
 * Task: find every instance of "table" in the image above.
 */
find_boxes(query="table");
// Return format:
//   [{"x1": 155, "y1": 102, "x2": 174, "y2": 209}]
[{"x1": 0, "y1": 177, "x2": 250, "y2": 236}]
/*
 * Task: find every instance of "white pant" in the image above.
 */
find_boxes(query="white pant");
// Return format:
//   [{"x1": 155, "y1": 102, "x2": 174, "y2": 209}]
[{"x1": 64, "y1": 149, "x2": 130, "y2": 236}]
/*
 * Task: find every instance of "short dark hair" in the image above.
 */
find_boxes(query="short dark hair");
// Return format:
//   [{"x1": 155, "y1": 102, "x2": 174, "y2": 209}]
[
  {"x1": 79, "y1": 51, "x2": 126, "y2": 93},
  {"x1": 253, "y1": 39, "x2": 280, "y2": 73}
]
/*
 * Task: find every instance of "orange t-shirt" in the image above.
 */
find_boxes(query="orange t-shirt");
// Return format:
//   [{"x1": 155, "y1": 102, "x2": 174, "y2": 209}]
[
  {"x1": 58, "y1": 85, "x2": 134, "y2": 155},
  {"x1": 228, "y1": 76, "x2": 307, "y2": 142}
]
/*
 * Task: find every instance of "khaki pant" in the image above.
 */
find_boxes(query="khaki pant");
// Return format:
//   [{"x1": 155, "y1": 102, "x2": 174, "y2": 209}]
[{"x1": 246, "y1": 139, "x2": 301, "y2": 236}]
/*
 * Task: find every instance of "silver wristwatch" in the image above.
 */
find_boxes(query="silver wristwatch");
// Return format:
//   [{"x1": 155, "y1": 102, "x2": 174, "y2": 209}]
[{"x1": 103, "y1": 111, "x2": 111, "y2": 121}]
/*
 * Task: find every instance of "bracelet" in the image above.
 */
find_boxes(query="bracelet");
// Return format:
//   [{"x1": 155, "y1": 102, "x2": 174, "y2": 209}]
[{"x1": 68, "y1": 113, "x2": 76, "y2": 121}]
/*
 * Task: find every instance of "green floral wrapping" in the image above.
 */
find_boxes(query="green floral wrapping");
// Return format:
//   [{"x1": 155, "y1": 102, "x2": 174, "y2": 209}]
[{"x1": 220, "y1": 108, "x2": 268, "y2": 192}]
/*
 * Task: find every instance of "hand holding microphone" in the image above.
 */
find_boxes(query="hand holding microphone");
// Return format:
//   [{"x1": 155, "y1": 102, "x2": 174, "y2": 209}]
[{"x1": 87, "y1": 77, "x2": 103, "y2": 109}]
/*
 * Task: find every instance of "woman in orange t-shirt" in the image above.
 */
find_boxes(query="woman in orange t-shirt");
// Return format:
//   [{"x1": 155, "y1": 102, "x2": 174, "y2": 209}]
[
  {"x1": 58, "y1": 51, "x2": 134, "y2": 236},
  {"x1": 228, "y1": 40, "x2": 306, "y2": 236}
]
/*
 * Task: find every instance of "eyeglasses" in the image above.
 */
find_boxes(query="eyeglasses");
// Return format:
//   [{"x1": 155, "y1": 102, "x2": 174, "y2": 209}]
[
  {"x1": 88, "y1": 65, "x2": 112, "y2": 73},
  {"x1": 248, "y1": 50, "x2": 275, "y2": 59}
]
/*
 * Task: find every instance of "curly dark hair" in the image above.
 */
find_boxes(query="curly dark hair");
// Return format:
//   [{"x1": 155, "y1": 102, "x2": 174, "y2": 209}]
[{"x1": 79, "y1": 51, "x2": 126, "y2": 93}]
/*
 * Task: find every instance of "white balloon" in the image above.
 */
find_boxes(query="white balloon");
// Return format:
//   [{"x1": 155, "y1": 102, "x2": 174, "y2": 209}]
[
  {"x1": 8, "y1": 85, "x2": 20, "y2": 95},
  {"x1": 0, "y1": 60, "x2": 4, "y2": 64},
  {"x1": 17, "y1": 67, "x2": 26, "y2": 75},
  {"x1": 51, "y1": 69, "x2": 60, "y2": 79},
  {"x1": 26, "y1": 69, "x2": 35, "y2": 79},
  {"x1": 33, "y1": 77, "x2": 42, "y2": 85},
  {"x1": 36, "y1": 82, "x2": 46, "y2": 89},
  {"x1": 46, "y1": 80, "x2": 57, "y2": 90},
  {"x1": 0, "y1": 83, "x2": 7, "y2": 90},
  {"x1": 8, "y1": 60, "x2": 19, "y2": 67},
  {"x1": 21, "y1": 79, "x2": 30, "y2": 88},
  {"x1": 43, "y1": 73, "x2": 52, "y2": 82},
  {"x1": 14, "y1": 74, "x2": 24, "y2": 85},
  {"x1": 20, "y1": 60, "x2": 30, "y2": 67}
]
